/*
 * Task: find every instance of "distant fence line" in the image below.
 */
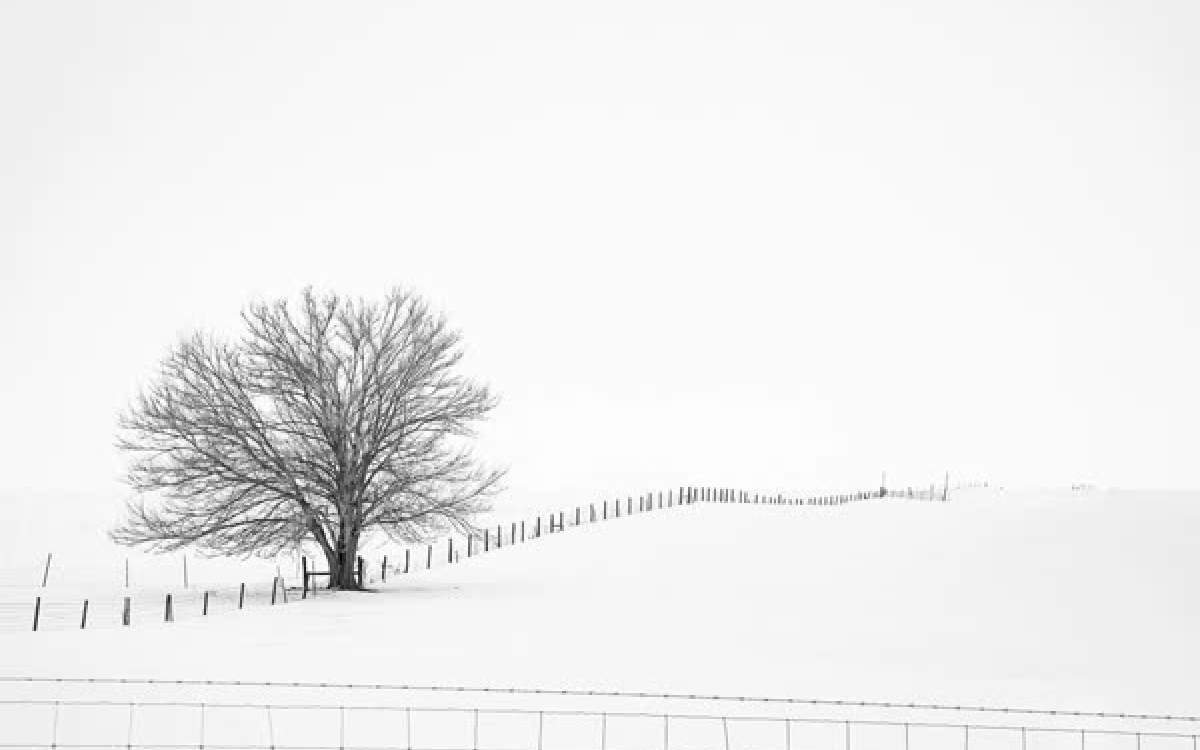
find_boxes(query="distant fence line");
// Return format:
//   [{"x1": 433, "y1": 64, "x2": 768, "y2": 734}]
[
  {"x1": 0, "y1": 697, "x2": 1194, "y2": 750},
  {"x1": 3, "y1": 481, "x2": 983, "y2": 632}
]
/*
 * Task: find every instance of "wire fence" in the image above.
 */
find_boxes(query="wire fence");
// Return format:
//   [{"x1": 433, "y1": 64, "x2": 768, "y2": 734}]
[
  {"x1": 2, "y1": 480, "x2": 982, "y2": 631},
  {"x1": 0, "y1": 696, "x2": 1195, "y2": 750}
]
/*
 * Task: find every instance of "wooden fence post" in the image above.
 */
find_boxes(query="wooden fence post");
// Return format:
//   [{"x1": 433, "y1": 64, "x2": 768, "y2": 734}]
[
  {"x1": 32, "y1": 597, "x2": 40, "y2": 632},
  {"x1": 122, "y1": 597, "x2": 131, "y2": 626},
  {"x1": 382, "y1": 556, "x2": 388, "y2": 581},
  {"x1": 591, "y1": 504, "x2": 597, "y2": 522},
  {"x1": 302, "y1": 557, "x2": 309, "y2": 598},
  {"x1": 203, "y1": 591, "x2": 209, "y2": 616},
  {"x1": 80, "y1": 599, "x2": 88, "y2": 630},
  {"x1": 485, "y1": 530, "x2": 491, "y2": 552},
  {"x1": 468, "y1": 535, "x2": 474, "y2": 557},
  {"x1": 559, "y1": 512, "x2": 564, "y2": 530},
  {"x1": 535, "y1": 517, "x2": 541, "y2": 537},
  {"x1": 449, "y1": 538, "x2": 455, "y2": 563},
  {"x1": 270, "y1": 578, "x2": 278, "y2": 605},
  {"x1": 521, "y1": 521, "x2": 526, "y2": 541},
  {"x1": 165, "y1": 593, "x2": 174, "y2": 622},
  {"x1": 498, "y1": 525, "x2": 503, "y2": 547},
  {"x1": 576, "y1": 507, "x2": 581, "y2": 525},
  {"x1": 427, "y1": 544, "x2": 433, "y2": 568},
  {"x1": 41, "y1": 553, "x2": 52, "y2": 588},
  {"x1": 405, "y1": 549, "x2": 410, "y2": 573},
  {"x1": 239, "y1": 583, "x2": 245, "y2": 609}
]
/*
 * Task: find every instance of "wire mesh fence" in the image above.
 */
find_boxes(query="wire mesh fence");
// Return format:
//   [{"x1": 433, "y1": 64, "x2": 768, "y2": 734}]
[{"x1": 0, "y1": 696, "x2": 1195, "y2": 750}]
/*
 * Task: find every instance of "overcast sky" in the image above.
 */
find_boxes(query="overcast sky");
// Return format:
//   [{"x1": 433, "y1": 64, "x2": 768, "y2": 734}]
[{"x1": 2, "y1": 0, "x2": 1198, "y2": 514}]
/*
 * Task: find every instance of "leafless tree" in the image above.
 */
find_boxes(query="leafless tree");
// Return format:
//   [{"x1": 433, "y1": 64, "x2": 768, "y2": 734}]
[{"x1": 112, "y1": 288, "x2": 503, "y2": 589}]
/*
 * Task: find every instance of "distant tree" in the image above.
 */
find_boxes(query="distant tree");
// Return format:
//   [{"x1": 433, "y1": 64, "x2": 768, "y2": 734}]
[{"x1": 112, "y1": 288, "x2": 503, "y2": 589}]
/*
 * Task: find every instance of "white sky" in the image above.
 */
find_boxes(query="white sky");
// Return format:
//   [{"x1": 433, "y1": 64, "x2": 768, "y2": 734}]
[{"x1": 2, "y1": 0, "x2": 1199, "y2": 512}]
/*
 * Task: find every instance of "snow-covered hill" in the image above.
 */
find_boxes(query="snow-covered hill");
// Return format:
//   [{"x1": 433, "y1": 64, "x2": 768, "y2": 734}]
[{"x1": 2, "y1": 487, "x2": 1197, "y2": 718}]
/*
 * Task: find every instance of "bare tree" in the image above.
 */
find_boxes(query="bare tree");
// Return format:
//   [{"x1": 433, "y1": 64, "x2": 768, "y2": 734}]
[{"x1": 113, "y1": 288, "x2": 503, "y2": 589}]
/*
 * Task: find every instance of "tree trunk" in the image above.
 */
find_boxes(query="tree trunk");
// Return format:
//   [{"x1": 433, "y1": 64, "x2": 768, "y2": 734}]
[{"x1": 320, "y1": 534, "x2": 362, "y2": 590}]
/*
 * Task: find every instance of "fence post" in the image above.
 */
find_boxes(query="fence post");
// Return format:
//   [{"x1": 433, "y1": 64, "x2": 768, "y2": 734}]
[
  {"x1": 32, "y1": 596, "x2": 40, "y2": 631},
  {"x1": 576, "y1": 507, "x2": 581, "y2": 525},
  {"x1": 383, "y1": 556, "x2": 388, "y2": 581},
  {"x1": 535, "y1": 517, "x2": 541, "y2": 536},
  {"x1": 405, "y1": 549, "x2": 410, "y2": 573},
  {"x1": 42, "y1": 553, "x2": 52, "y2": 587},
  {"x1": 80, "y1": 599, "x2": 88, "y2": 629},
  {"x1": 165, "y1": 593, "x2": 174, "y2": 622},
  {"x1": 122, "y1": 597, "x2": 131, "y2": 626},
  {"x1": 239, "y1": 583, "x2": 245, "y2": 609},
  {"x1": 357, "y1": 556, "x2": 364, "y2": 587},
  {"x1": 449, "y1": 538, "x2": 455, "y2": 563},
  {"x1": 270, "y1": 578, "x2": 278, "y2": 605},
  {"x1": 498, "y1": 525, "x2": 503, "y2": 547},
  {"x1": 203, "y1": 591, "x2": 209, "y2": 616},
  {"x1": 427, "y1": 544, "x2": 433, "y2": 568},
  {"x1": 521, "y1": 520, "x2": 526, "y2": 541},
  {"x1": 302, "y1": 557, "x2": 309, "y2": 598},
  {"x1": 485, "y1": 530, "x2": 491, "y2": 552},
  {"x1": 468, "y1": 535, "x2": 474, "y2": 557}
]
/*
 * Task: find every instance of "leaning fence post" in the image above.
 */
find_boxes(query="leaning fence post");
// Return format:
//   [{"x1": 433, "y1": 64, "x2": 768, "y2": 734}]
[
  {"x1": 32, "y1": 596, "x2": 41, "y2": 631},
  {"x1": 42, "y1": 553, "x2": 52, "y2": 588}
]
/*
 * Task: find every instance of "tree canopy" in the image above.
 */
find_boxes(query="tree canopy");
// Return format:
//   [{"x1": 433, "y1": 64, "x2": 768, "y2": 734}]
[{"x1": 113, "y1": 287, "x2": 503, "y2": 589}]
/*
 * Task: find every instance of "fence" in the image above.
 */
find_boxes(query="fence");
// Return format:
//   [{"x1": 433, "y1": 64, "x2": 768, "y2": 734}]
[
  {"x1": 355, "y1": 481, "x2": 915, "y2": 583},
  {"x1": 3, "y1": 480, "x2": 983, "y2": 630},
  {"x1": 0, "y1": 577, "x2": 293, "y2": 633},
  {"x1": 0, "y1": 680, "x2": 1194, "y2": 750}
]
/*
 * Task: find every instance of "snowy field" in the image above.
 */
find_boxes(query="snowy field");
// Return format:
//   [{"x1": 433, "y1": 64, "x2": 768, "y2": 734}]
[{"x1": 1, "y1": 487, "x2": 1198, "y2": 747}]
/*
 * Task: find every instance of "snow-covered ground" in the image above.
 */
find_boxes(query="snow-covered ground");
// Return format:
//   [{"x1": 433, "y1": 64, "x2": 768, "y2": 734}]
[{"x1": 2, "y1": 486, "x2": 1199, "y2": 748}]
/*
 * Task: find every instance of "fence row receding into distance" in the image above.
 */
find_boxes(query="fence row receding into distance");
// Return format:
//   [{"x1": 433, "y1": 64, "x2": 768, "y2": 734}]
[{"x1": 3, "y1": 480, "x2": 986, "y2": 632}]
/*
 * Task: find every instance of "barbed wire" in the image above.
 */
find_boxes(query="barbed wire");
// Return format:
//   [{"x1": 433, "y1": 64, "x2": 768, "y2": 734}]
[{"x1": 1, "y1": 678, "x2": 1195, "y2": 724}]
